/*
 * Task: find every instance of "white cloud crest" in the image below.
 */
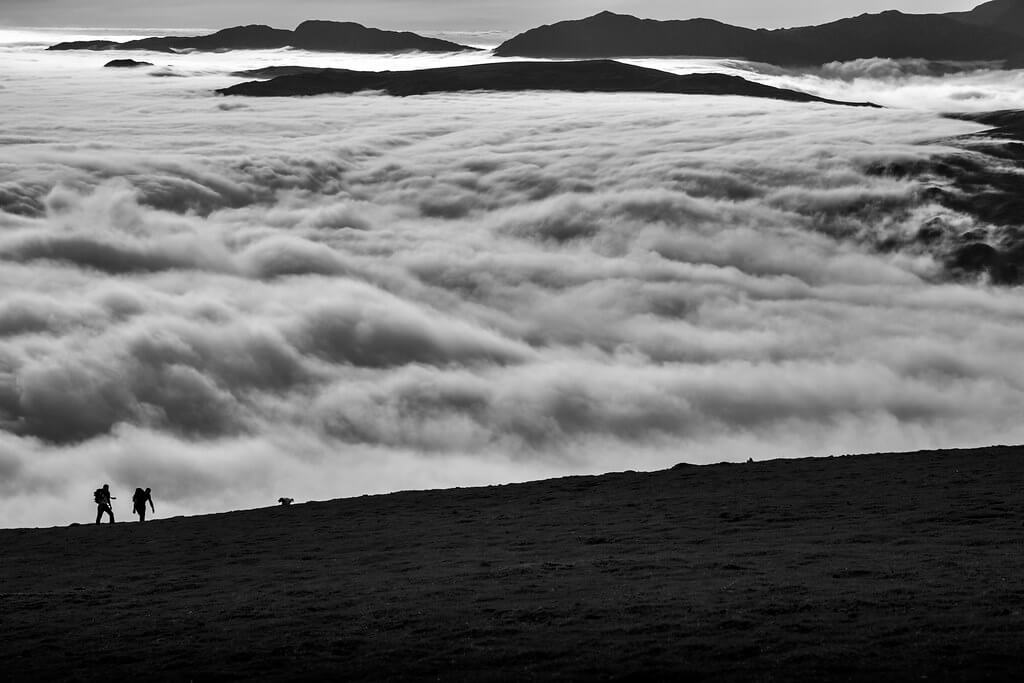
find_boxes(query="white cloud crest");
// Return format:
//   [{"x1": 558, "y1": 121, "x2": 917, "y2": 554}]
[{"x1": 1, "y1": 31, "x2": 1023, "y2": 527}]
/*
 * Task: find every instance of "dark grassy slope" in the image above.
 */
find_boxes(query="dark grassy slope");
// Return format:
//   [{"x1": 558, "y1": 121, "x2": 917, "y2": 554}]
[
  {"x1": 4, "y1": 446, "x2": 1024, "y2": 681},
  {"x1": 47, "y1": 21, "x2": 477, "y2": 54},
  {"x1": 493, "y1": 7, "x2": 1024, "y2": 64},
  {"x1": 216, "y1": 60, "x2": 874, "y2": 107}
]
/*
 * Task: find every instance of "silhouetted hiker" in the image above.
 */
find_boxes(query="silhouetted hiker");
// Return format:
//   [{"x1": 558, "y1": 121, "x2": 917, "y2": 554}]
[
  {"x1": 94, "y1": 484, "x2": 115, "y2": 524},
  {"x1": 132, "y1": 487, "x2": 155, "y2": 522}
]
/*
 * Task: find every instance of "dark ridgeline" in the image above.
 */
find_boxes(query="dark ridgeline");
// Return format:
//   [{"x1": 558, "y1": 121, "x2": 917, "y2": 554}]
[
  {"x1": 217, "y1": 60, "x2": 877, "y2": 107},
  {"x1": 494, "y1": 0, "x2": 1024, "y2": 64},
  {"x1": 770, "y1": 10, "x2": 1023, "y2": 63},
  {"x1": 494, "y1": 13, "x2": 807, "y2": 62},
  {"x1": 48, "y1": 21, "x2": 479, "y2": 53},
  {"x1": 290, "y1": 20, "x2": 470, "y2": 52},
  {"x1": 229, "y1": 65, "x2": 328, "y2": 79},
  {"x1": 47, "y1": 0, "x2": 1024, "y2": 64}
]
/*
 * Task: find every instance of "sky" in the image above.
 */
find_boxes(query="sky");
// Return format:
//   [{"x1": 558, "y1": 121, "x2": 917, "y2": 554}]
[{"x1": 0, "y1": 0, "x2": 985, "y2": 32}]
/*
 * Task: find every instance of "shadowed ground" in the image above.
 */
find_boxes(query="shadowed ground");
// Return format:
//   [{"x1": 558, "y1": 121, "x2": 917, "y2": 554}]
[{"x1": 3, "y1": 446, "x2": 1024, "y2": 681}]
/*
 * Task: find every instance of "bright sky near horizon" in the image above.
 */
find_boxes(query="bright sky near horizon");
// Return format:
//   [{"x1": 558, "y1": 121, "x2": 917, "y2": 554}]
[{"x1": 0, "y1": 0, "x2": 984, "y2": 32}]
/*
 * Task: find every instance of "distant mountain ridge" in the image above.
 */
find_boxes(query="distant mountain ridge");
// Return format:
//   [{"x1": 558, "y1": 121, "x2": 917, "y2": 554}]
[
  {"x1": 953, "y1": 0, "x2": 1024, "y2": 36},
  {"x1": 494, "y1": 13, "x2": 807, "y2": 62},
  {"x1": 494, "y1": 0, "x2": 1024, "y2": 64},
  {"x1": 47, "y1": 21, "x2": 478, "y2": 53},
  {"x1": 44, "y1": 1, "x2": 1024, "y2": 64}
]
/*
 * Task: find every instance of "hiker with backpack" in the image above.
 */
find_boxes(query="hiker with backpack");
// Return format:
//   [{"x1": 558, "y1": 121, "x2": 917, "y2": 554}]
[
  {"x1": 94, "y1": 484, "x2": 115, "y2": 524},
  {"x1": 132, "y1": 487, "x2": 155, "y2": 522}
]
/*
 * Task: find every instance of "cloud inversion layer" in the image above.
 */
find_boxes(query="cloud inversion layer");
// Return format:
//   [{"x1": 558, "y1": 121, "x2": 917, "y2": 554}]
[{"x1": 2, "y1": 35, "x2": 1023, "y2": 527}]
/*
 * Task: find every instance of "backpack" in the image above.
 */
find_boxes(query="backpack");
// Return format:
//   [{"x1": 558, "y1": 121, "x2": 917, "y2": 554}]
[{"x1": 94, "y1": 488, "x2": 105, "y2": 504}]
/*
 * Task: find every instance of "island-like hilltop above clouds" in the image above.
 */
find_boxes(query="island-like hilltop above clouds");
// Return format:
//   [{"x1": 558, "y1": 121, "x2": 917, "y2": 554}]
[
  {"x1": 47, "y1": 0, "x2": 1024, "y2": 66},
  {"x1": 216, "y1": 60, "x2": 876, "y2": 106}
]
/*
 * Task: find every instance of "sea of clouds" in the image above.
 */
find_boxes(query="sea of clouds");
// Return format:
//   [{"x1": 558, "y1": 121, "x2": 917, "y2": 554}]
[{"x1": 2, "y1": 28, "x2": 1023, "y2": 527}]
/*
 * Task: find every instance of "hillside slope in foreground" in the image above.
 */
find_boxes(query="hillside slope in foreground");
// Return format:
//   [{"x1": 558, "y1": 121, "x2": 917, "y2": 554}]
[{"x1": 4, "y1": 446, "x2": 1024, "y2": 681}]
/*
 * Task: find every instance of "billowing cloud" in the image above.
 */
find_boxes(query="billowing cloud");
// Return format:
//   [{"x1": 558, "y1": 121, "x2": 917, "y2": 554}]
[{"x1": 3, "y1": 30, "x2": 1024, "y2": 528}]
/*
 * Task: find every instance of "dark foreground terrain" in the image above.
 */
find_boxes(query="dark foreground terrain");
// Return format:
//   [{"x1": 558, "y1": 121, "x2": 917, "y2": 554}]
[
  {"x1": 4, "y1": 446, "x2": 1024, "y2": 681},
  {"x1": 218, "y1": 60, "x2": 872, "y2": 106}
]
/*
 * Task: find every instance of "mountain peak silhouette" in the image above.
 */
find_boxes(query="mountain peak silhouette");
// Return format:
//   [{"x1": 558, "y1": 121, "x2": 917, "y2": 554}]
[
  {"x1": 49, "y1": 21, "x2": 478, "y2": 53},
  {"x1": 495, "y1": 1, "x2": 1024, "y2": 64}
]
